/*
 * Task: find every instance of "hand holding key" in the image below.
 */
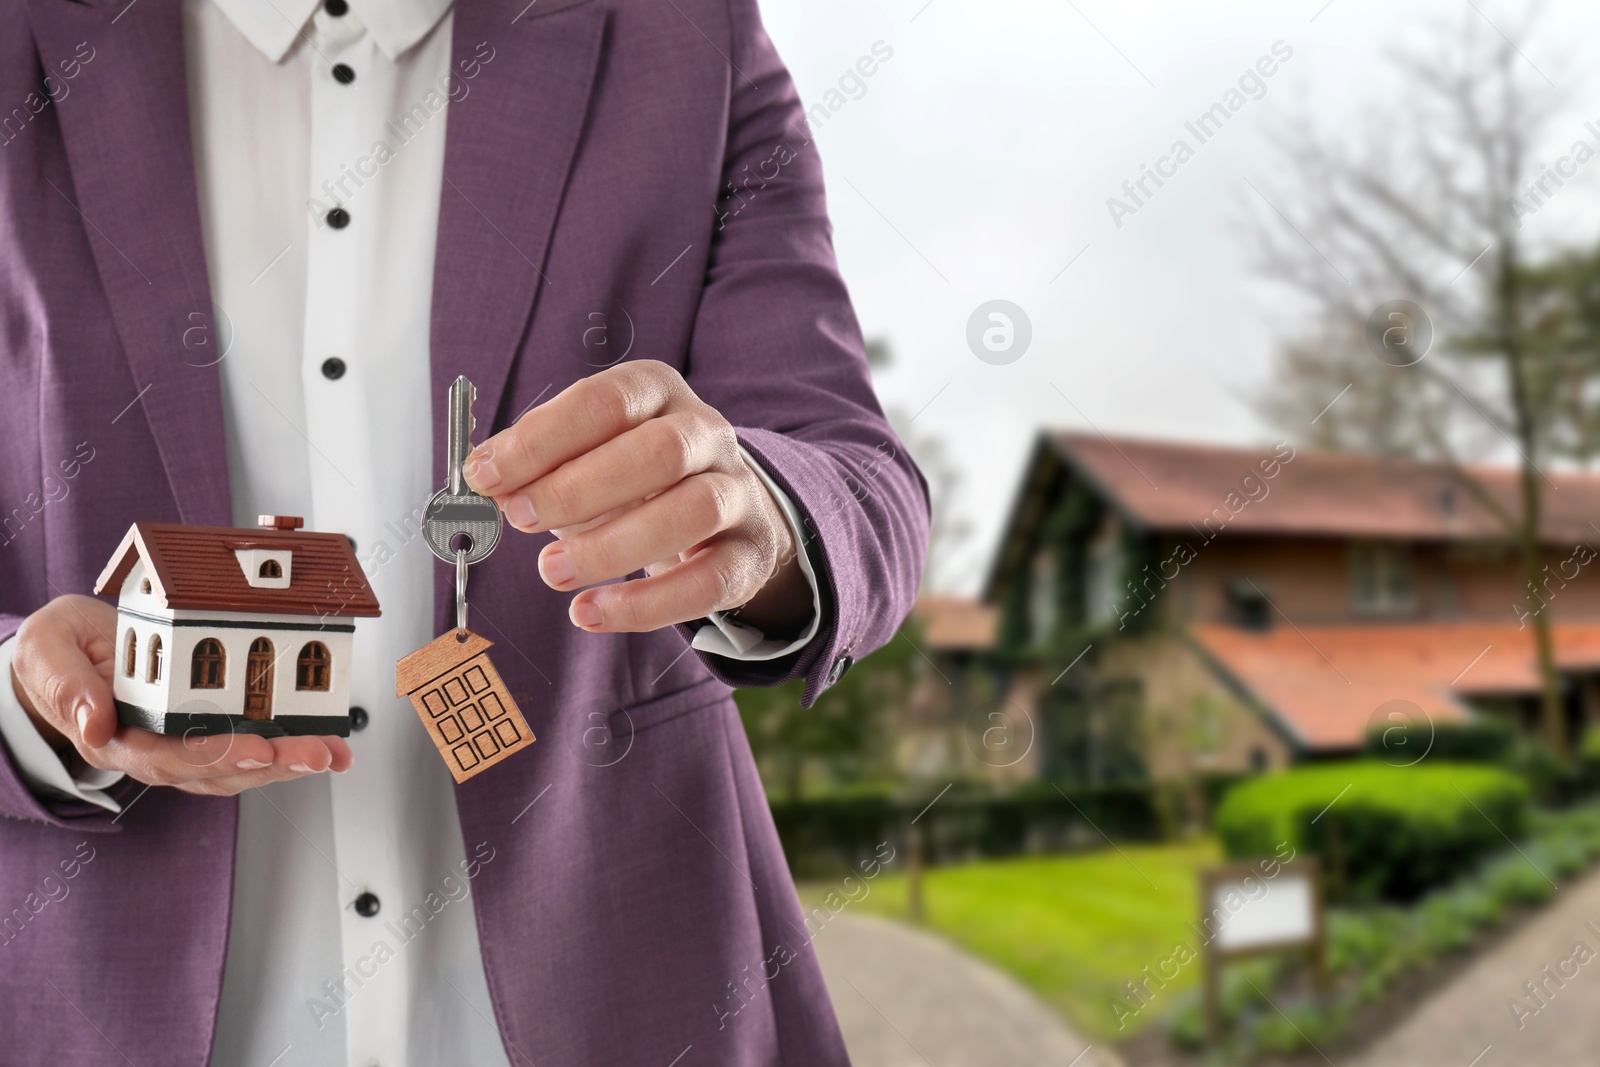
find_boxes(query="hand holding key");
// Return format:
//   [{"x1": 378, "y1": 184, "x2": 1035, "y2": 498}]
[{"x1": 461, "y1": 361, "x2": 811, "y2": 636}]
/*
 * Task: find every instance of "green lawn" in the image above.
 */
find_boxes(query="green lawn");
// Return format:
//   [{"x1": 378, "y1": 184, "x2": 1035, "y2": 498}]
[{"x1": 800, "y1": 839, "x2": 1220, "y2": 1041}]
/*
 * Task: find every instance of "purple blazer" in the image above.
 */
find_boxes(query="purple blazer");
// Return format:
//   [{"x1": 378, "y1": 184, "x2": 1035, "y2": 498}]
[{"x1": 0, "y1": 0, "x2": 929, "y2": 1061}]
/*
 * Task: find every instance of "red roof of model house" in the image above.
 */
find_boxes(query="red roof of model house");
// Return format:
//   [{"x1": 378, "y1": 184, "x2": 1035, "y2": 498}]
[{"x1": 94, "y1": 519, "x2": 381, "y2": 617}]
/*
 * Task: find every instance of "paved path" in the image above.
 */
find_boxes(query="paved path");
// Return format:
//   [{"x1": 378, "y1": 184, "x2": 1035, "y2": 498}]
[
  {"x1": 811, "y1": 911, "x2": 1105, "y2": 1067},
  {"x1": 1354, "y1": 864, "x2": 1600, "y2": 1067}
]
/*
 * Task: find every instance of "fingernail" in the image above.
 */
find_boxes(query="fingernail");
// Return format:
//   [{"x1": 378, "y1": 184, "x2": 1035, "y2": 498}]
[
  {"x1": 289, "y1": 762, "x2": 316, "y2": 774},
  {"x1": 540, "y1": 544, "x2": 574, "y2": 585},
  {"x1": 504, "y1": 494, "x2": 538, "y2": 530},
  {"x1": 571, "y1": 597, "x2": 602, "y2": 629},
  {"x1": 236, "y1": 758, "x2": 271, "y2": 770},
  {"x1": 464, "y1": 447, "x2": 497, "y2": 488},
  {"x1": 75, "y1": 703, "x2": 90, "y2": 737}
]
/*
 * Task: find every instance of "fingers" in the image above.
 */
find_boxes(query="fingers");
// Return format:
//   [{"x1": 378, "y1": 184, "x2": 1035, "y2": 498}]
[
  {"x1": 100, "y1": 730, "x2": 348, "y2": 791},
  {"x1": 174, "y1": 737, "x2": 352, "y2": 796},
  {"x1": 11, "y1": 596, "x2": 118, "y2": 748},
  {"x1": 499, "y1": 410, "x2": 737, "y2": 533},
  {"x1": 539, "y1": 471, "x2": 742, "y2": 591},
  {"x1": 570, "y1": 541, "x2": 772, "y2": 632},
  {"x1": 462, "y1": 361, "x2": 687, "y2": 498}
]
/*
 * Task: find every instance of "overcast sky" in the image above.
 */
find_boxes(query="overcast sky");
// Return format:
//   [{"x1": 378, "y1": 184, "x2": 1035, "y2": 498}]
[{"x1": 755, "y1": 0, "x2": 1600, "y2": 592}]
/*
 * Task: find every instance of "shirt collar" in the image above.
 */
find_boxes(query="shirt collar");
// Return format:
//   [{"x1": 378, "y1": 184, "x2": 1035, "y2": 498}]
[{"x1": 210, "y1": 0, "x2": 454, "y2": 64}]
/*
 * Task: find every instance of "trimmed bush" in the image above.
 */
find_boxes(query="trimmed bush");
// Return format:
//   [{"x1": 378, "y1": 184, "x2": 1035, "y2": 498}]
[{"x1": 1214, "y1": 761, "x2": 1530, "y2": 901}]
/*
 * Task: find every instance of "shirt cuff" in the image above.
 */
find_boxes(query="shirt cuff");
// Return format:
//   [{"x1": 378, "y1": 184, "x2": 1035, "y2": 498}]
[
  {"x1": 0, "y1": 636, "x2": 124, "y2": 814},
  {"x1": 689, "y1": 446, "x2": 822, "y2": 662}
]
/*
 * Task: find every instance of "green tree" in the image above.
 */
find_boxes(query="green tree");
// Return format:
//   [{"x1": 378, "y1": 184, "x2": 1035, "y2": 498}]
[{"x1": 735, "y1": 622, "x2": 923, "y2": 800}]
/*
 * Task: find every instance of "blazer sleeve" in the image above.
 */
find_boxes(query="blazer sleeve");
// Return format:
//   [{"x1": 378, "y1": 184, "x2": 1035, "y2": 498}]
[
  {"x1": 0, "y1": 615, "x2": 130, "y2": 831},
  {"x1": 679, "y1": 0, "x2": 930, "y2": 706}
]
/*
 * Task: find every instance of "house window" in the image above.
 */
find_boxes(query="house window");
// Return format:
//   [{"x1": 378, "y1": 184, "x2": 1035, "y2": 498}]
[
  {"x1": 1350, "y1": 543, "x2": 1416, "y2": 615},
  {"x1": 1086, "y1": 520, "x2": 1123, "y2": 626},
  {"x1": 191, "y1": 638, "x2": 225, "y2": 689},
  {"x1": 237, "y1": 549, "x2": 292, "y2": 588},
  {"x1": 1029, "y1": 550, "x2": 1057, "y2": 642},
  {"x1": 124, "y1": 629, "x2": 137, "y2": 678},
  {"x1": 296, "y1": 641, "x2": 331, "y2": 691},
  {"x1": 1226, "y1": 579, "x2": 1272, "y2": 631},
  {"x1": 147, "y1": 634, "x2": 163, "y2": 683},
  {"x1": 140, "y1": 578, "x2": 152, "y2": 594}
]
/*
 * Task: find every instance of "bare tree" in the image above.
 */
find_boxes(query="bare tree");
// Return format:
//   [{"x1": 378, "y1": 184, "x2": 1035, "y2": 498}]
[
  {"x1": 1247, "y1": 10, "x2": 1587, "y2": 753},
  {"x1": 867, "y1": 337, "x2": 975, "y2": 591}
]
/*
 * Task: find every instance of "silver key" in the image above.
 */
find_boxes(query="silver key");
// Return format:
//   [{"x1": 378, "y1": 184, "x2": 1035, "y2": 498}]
[{"x1": 424, "y1": 375, "x2": 503, "y2": 567}]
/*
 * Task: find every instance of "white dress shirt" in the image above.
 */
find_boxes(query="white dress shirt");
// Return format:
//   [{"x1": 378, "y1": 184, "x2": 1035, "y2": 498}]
[{"x1": 0, "y1": 0, "x2": 819, "y2": 1063}]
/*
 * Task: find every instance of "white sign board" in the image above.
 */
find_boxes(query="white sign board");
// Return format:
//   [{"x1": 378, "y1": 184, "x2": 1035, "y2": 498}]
[{"x1": 1208, "y1": 871, "x2": 1316, "y2": 951}]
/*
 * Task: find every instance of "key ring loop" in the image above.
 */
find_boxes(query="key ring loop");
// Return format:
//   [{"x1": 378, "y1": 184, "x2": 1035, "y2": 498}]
[{"x1": 455, "y1": 546, "x2": 469, "y2": 638}]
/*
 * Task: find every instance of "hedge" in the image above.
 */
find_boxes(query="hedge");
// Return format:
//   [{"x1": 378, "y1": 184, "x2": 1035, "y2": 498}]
[
  {"x1": 1363, "y1": 718, "x2": 1516, "y2": 764},
  {"x1": 1213, "y1": 761, "x2": 1529, "y2": 901},
  {"x1": 768, "y1": 782, "x2": 1164, "y2": 878}
]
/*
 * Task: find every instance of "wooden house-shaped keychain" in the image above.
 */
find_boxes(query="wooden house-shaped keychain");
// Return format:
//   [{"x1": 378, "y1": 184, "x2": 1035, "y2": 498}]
[
  {"x1": 395, "y1": 630, "x2": 532, "y2": 783},
  {"x1": 94, "y1": 516, "x2": 381, "y2": 736}
]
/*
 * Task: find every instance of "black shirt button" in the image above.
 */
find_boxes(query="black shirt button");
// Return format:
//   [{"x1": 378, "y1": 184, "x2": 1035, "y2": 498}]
[
  {"x1": 325, "y1": 0, "x2": 348, "y2": 15},
  {"x1": 354, "y1": 892, "x2": 380, "y2": 917},
  {"x1": 332, "y1": 64, "x2": 356, "y2": 85},
  {"x1": 321, "y1": 357, "x2": 346, "y2": 380},
  {"x1": 326, "y1": 207, "x2": 350, "y2": 229},
  {"x1": 349, "y1": 705, "x2": 369, "y2": 732}
]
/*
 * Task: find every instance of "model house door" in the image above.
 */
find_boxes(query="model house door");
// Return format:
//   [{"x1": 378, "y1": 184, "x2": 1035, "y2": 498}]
[{"x1": 245, "y1": 638, "x2": 274, "y2": 719}]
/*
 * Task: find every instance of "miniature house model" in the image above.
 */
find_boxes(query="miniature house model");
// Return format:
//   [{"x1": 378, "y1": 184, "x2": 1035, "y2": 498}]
[{"x1": 93, "y1": 516, "x2": 381, "y2": 737}]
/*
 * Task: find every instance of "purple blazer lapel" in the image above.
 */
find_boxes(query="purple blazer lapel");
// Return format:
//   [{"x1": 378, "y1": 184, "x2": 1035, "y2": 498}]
[
  {"x1": 28, "y1": 0, "x2": 231, "y2": 526},
  {"x1": 430, "y1": 0, "x2": 606, "y2": 469}
]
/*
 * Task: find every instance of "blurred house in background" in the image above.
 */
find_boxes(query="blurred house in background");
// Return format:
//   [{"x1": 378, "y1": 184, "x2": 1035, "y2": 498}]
[
  {"x1": 901, "y1": 594, "x2": 1000, "y2": 778},
  {"x1": 919, "y1": 431, "x2": 1600, "y2": 788}
]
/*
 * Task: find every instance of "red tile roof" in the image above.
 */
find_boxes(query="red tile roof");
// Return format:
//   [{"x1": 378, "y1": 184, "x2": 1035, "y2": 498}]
[
  {"x1": 94, "y1": 522, "x2": 381, "y2": 618},
  {"x1": 1191, "y1": 621, "x2": 1600, "y2": 750},
  {"x1": 1053, "y1": 432, "x2": 1600, "y2": 544},
  {"x1": 912, "y1": 595, "x2": 998, "y2": 650}
]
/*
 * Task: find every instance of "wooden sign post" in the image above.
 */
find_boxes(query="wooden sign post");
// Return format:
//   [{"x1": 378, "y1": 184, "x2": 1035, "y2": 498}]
[{"x1": 1198, "y1": 858, "x2": 1325, "y2": 1047}]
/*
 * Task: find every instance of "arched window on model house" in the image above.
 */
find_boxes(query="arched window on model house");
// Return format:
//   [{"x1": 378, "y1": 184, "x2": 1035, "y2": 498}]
[
  {"x1": 147, "y1": 634, "x2": 163, "y2": 683},
  {"x1": 191, "y1": 638, "x2": 225, "y2": 689},
  {"x1": 124, "y1": 629, "x2": 137, "y2": 678},
  {"x1": 296, "y1": 641, "x2": 331, "y2": 691}
]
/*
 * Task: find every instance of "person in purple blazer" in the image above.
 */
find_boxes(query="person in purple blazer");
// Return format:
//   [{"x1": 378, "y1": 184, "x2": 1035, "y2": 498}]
[{"x1": 0, "y1": 0, "x2": 928, "y2": 1062}]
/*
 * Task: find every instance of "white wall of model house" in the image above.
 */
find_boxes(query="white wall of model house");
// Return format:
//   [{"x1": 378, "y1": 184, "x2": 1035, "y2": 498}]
[{"x1": 111, "y1": 557, "x2": 355, "y2": 723}]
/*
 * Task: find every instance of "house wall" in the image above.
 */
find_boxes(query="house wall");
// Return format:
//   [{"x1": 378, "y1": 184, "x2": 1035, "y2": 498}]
[
  {"x1": 1149, "y1": 535, "x2": 1600, "y2": 627},
  {"x1": 1096, "y1": 633, "x2": 1293, "y2": 779},
  {"x1": 161, "y1": 614, "x2": 354, "y2": 720},
  {"x1": 112, "y1": 560, "x2": 175, "y2": 712},
  {"x1": 113, "y1": 563, "x2": 354, "y2": 720}
]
